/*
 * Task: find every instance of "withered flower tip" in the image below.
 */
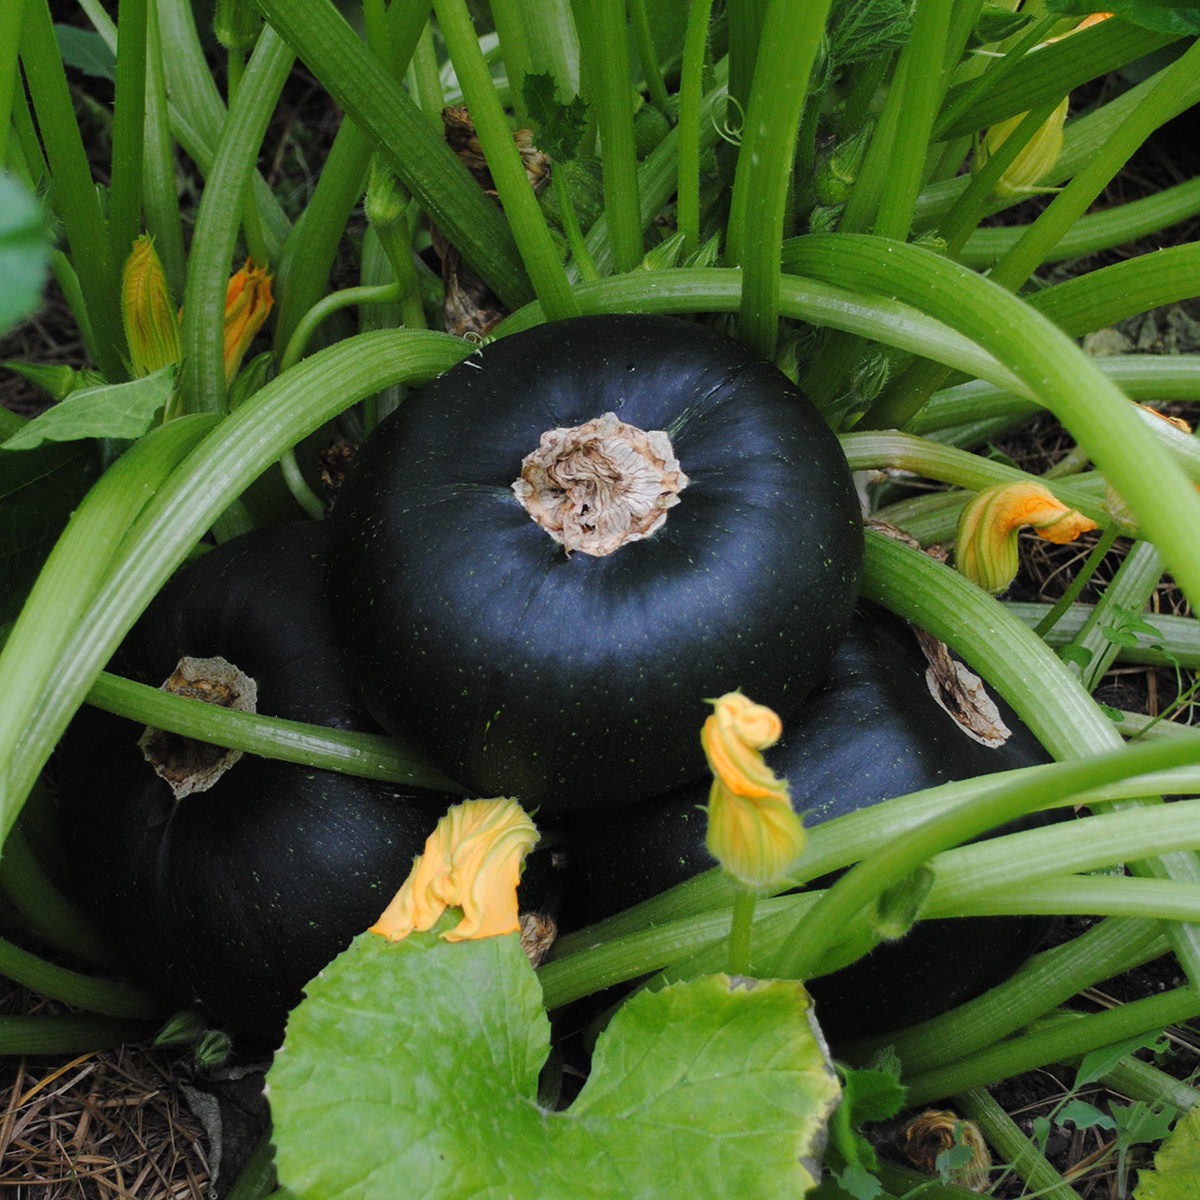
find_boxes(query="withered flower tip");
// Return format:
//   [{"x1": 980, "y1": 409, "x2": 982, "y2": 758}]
[
  {"x1": 371, "y1": 799, "x2": 538, "y2": 944},
  {"x1": 702, "y1": 693, "x2": 805, "y2": 890}
]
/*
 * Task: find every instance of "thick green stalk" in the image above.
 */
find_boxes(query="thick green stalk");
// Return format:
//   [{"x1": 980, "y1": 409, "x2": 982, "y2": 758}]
[
  {"x1": 675, "y1": 0, "x2": 714, "y2": 255},
  {"x1": 0, "y1": 0, "x2": 26, "y2": 167},
  {"x1": 904, "y1": 988, "x2": 1200, "y2": 1106},
  {"x1": 956, "y1": 1088, "x2": 1079, "y2": 1200},
  {"x1": 871, "y1": 0, "x2": 951, "y2": 240},
  {"x1": 627, "y1": 0, "x2": 670, "y2": 114},
  {"x1": 726, "y1": 0, "x2": 767, "y2": 116},
  {"x1": 992, "y1": 38, "x2": 1200, "y2": 291},
  {"x1": 489, "y1": 0, "x2": 533, "y2": 123},
  {"x1": 0, "y1": 1015, "x2": 157, "y2": 1055},
  {"x1": 85, "y1": 671, "x2": 466, "y2": 791},
  {"x1": 19, "y1": 0, "x2": 125, "y2": 379},
  {"x1": 847, "y1": 917, "x2": 1167, "y2": 1073},
  {"x1": 258, "y1": 0, "x2": 533, "y2": 310},
  {"x1": 789, "y1": 235, "x2": 1200, "y2": 609},
  {"x1": 522, "y1": 0, "x2": 580, "y2": 96},
  {"x1": 180, "y1": 28, "x2": 295, "y2": 414},
  {"x1": 0, "y1": 936, "x2": 164, "y2": 1019},
  {"x1": 432, "y1": 0, "x2": 578, "y2": 318},
  {"x1": 1, "y1": 333, "x2": 471, "y2": 837},
  {"x1": 273, "y1": 2, "x2": 430, "y2": 357},
  {"x1": 1010, "y1": 604, "x2": 1200, "y2": 670},
  {"x1": 962, "y1": 176, "x2": 1200, "y2": 268},
  {"x1": 142, "y1": 0, "x2": 186, "y2": 297},
  {"x1": 408, "y1": 19, "x2": 444, "y2": 125},
  {"x1": 109, "y1": 0, "x2": 149, "y2": 267},
  {"x1": 581, "y1": 0, "x2": 643, "y2": 274},
  {"x1": 725, "y1": 0, "x2": 832, "y2": 358}
]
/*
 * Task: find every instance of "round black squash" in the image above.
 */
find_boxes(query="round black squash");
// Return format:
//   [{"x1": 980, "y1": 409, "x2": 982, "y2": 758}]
[
  {"x1": 56, "y1": 523, "x2": 454, "y2": 1038},
  {"x1": 559, "y1": 604, "x2": 1056, "y2": 1041},
  {"x1": 328, "y1": 314, "x2": 864, "y2": 812}
]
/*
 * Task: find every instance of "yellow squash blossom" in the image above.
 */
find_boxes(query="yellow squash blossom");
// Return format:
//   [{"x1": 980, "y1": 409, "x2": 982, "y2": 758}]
[
  {"x1": 957, "y1": 480, "x2": 1098, "y2": 594},
  {"x1": 121, "y1": 235, "x2": 182, "y2": 376},
  {"x1": 223, "y1": 259, "x2": 274, "y2": 385},
  {"x1": 371, "y1": 799, "x2": 538, "y2": 943},
  {"x1": 702, "y1": 693, "x2": 805, "y2": 890}
]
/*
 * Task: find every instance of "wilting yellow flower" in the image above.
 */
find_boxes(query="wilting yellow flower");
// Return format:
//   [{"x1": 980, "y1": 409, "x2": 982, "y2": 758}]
[
  {"x1": 122, "y1": 235, "x2": 182, "y2": 376},
  {"x1": 371, "y1": 799, "x2": 538, "y2": 943},
  {"x1": 975, "y1": 96, "x2": 1069, "y2": 198},
  {"x1": 702, "y1": 693, "x2": 805, "y2": 890},
  {"x1": 957, "y1": 481, "x2": 1098, "y2": 594},
  {"x1": 223, "y1": 259, "x2": 273, "y2": 386}
]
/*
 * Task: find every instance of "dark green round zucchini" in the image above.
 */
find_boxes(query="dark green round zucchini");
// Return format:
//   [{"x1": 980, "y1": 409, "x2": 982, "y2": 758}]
[
  {"x1": 56, "y1": 523, "x2": 453, "y2": 1038},
  {"x1": 560, "y1": 604, "x2": 1056, "y2": 1040},
  {"x1": 327, "y1": 314, "x2": 863, "y2": 812}
]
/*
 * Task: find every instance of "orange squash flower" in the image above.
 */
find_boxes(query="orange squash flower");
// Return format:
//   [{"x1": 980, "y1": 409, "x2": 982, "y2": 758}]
[
  {"x1": 121, "y1": 235, "x2": 182, "y2": 376},
  {"x1": 222, "y1": 259, "x2": 273, "y2": 386}
]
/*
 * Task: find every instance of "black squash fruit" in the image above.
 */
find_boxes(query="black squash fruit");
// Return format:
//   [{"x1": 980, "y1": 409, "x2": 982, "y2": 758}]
[
  {"x1": 560, "y1": 604, "x2": 1056, "y2": 1040},
  {"x1": 56, "y1": 523, "x2": 452, "y2": 1038},
  {"x1": 328, "y1": 314, "x2": 864, "y2": 812}
]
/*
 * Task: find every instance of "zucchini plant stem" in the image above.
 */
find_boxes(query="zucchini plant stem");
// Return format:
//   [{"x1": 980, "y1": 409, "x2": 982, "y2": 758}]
[
  {"x1": 1032, "y1": 524, "x2": 1120, "y2": 639},
  {"x1": 180, "y1": 27, "x2": 295, "y2": 414},
  {"x1": 0, "y1": 0, "x2": 24, "y2": 168},
  {"x1": 108, "y1": 0, "x2": 148, "y2": 269},
  {"x1": 676, "y1": 0, "x2": 717, "y2": 260},
  {"x1": 143, "y1": 0, "x2": 187, "y2": 297},
  {"x1": 727, "y1": 889, "x2": 755, "y2": 976},
  {"x1": 725, "y1": 0, "x2": 832, "y2": 359},
  {"x1": 432, "y1": 0, "x2": 579, "y2": 318},
  {"x1": 0, "y1": 1014, "x2": 158, "y2": 1056},
  {"x1": 489, "y1": 0, "x2": 533, "y2": 123},
  {"x1": 626, "y1": 0, "x2": 670, "y2": 115}
]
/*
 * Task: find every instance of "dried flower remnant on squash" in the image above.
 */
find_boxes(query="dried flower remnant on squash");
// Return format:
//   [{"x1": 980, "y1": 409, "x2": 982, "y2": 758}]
[
  {"x1": 956, "y1": 480, "x2": 1098, "y2": 594},
  {"x1": 122, "y1": 235, "x2": 182, "y2": 377},
  {"x1": 222, "y1": 259, "x2": 274, "y2": 386},
  {"x1": 702, "y1": 693, "x2": 805, "y2": 890},
  {"x1": 512, "y1": 411, "x2": 689, "y2": 556},
  {"x1": 371, "y1": 799, "x2": 539, "y2": 943},
  {"x1": 138, "y1": 655, "x2": 258, "y2": 799}
]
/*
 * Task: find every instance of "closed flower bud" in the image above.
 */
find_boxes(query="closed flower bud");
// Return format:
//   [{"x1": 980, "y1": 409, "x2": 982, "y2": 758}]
[
  {"x1": 122, "y1": 235, "x2": 182, "y2": 377},
  {"x1": 223, "y1": 260, "x2": 273, "y2": 386},
  {"x1": 702, "y1": 693, "x2": 805, "y2": 890},
  {"x1": 975, "y1": 96, "x2": 1069, "y2": 198},
  {"x1": 371, "y1": 799, "x2": 539, "y2": 944},
  {"x1": 956, "y1": 480, "x2": 1098, "y2": 594}
]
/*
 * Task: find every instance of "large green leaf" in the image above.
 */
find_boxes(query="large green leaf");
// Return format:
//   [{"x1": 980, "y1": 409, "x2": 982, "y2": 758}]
[
  {"x1": 1046, "y1": 0, "x2": 1200, "y2": 35},
  {"x1": 0, "y1": 175, "x2": 50, "y2": 337},
  {"x1": 269, "y1": 932, "x2": 841, "y2": 1200},
  {"x1": 0, "y1": 368, "x2": 176, "y2": 450}
]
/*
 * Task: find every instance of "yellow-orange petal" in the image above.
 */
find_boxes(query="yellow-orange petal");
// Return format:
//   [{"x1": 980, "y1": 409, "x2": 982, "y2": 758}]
[
  {"x1": 701, "y1": 693, "x2": 787, "y2": 800},
  {"x1": 957, "y1": 481, "x2": 1098, "y2": 594},
  {"x1": 222, "y1": 259, "x2": 274, "y2": 386},
  {"x1": 370, "y1": 799, "x2": 538, "y2": 944},
  {"x1": 976, "y1": 96, "x2": 1068, "y2": 198}
]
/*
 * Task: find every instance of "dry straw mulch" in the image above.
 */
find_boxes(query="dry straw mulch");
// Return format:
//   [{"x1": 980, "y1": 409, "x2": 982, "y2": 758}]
[{"x1": 0, "y1": 1041, "x2": 210, "y2": 1199}]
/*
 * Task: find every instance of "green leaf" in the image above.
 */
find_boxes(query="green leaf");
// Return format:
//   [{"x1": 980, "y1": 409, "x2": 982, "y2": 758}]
[
  {"x1": 1045, "y1": 0, "x2": 1200, "y2": 35},
  {"x1": 0, "y1": 175, "x2": 50, "y2": 337},
  {"x1": 269, "y1": 932, "x2": 841, "y2": 1200},
  {"x1": 1135, "y1": 1104, "x2": 1200, "y2": 1199},
  {"x1": 1, "y1": 367, "x2": 176, "y2": 450},
  {"x1": 53, "y1": 24, "x2": 117, "y2": 81},
  {"x1": 522, "y1": 71, "x2": 589, "y2": 163},
  {"x1": 1059, "y1": 1099, "x2": 1116, "y2": 1132},
  {"x1": 1075, "y1": 1032, "x2": 1166, "y2": 1088},
  {"x1": 1058, "y1": 643, "x2": 1094, "y2": 668}
]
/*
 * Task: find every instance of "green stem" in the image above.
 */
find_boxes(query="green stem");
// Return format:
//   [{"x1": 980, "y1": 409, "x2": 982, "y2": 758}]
[
  {"x1": 552, "y1": 168, "x2": 599, "y2": 282},
  {"x1": 956, "y1": 1087, "x2": 1079, "y2": 1200},
  {"x1": 0, "y1": 1014, "x2": 157, "y2": 1055},
  {"x1": 432, "y1": 0, "x2": 579, "y2": 317},
  {"x1": 109, "y1": 0, "x2": 149, "y2": 271},
  {"x1": 904, "y1": 987, "x2": 1200, "y2": 1107},
  {"x1": 85, "y1": 670, "x2": 466, "y2": 791},
  {"x1": 409, "y1": 18, "x2": 445, "y2": 126},
  {"x1": 727, "y1": 888, "x2": 755, "y2": 975},
  {"x1": 180, "y1": 27, "x2": 295, "y2": 414},
  {"x1": 0, "y1": 824, "x2": 119, "y2": 967},
  {"x1": 280, "y1": 282, "x2": 402, "y2": 373},
  {"x1": 583, "y1": 0, "x2": 643, "y2": 273},
  {"x1": 676, "y1": 0, "x2": 710, "y2": 258},
  {"x1": 1032, "y1": 524, "x2": 1120, "y2": 638},
  {"x1": 726, "y1": 0, "x2": 832, "y2": 359},
  {"x1": 871, "y1": 0, "x2": 951, "y2": 241},
  {"x1": 489, "y1": 0, "x2": 532, "y2": 123},
  {"x1": 143, "y1": 0, "x2": 186, "y2": 297},
  {"x1": 0, "y1": 0, "x2": 25, "y2": 168},
  {"x1": 626, "y1": 0, "x2": 670, "y2": 114},
  {"x1": 20, "y1": 0, "x2": 125, "y2": 379}
]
